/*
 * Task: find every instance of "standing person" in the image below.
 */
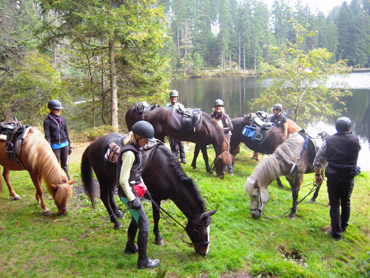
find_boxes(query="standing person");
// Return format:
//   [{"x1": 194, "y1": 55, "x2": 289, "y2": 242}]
[
  {"x1": 210, "y1": 99, "x2": 234, "y2": 175},
  {"x1": 270, "y1": 103, "x2": 288, "y2": 137},
  {"x1": 43, "y1": 99, "x2": 72, "y2": 180},
  {"x1": 166, "y1": 90, "x2": 187, "y2": 164},
  {"x1": 118, "y1": 120, "x2": 160, "y2": 269},
  {"x1": 313, "y1": 117, "x2": 361, "y2": 240}
]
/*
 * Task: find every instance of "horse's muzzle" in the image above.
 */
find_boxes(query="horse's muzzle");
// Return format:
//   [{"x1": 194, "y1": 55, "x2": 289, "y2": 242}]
[{"x1": 250, "y1": 210, "x2": 261, "y2": 220}]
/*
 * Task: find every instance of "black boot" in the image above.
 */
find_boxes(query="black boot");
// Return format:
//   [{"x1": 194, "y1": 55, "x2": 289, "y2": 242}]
[
  {"x1": 124, "y1": 221, "x2": 138, "y2": 254},
  {"x1": 137, "y1": 231, "x2": 160, "y2": 269}
]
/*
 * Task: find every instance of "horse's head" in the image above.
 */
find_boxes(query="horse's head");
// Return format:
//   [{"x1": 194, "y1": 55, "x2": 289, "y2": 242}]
[
  {"x1": 214, "y1": 151, "x2": 233, "y2": 179},
  {"x1": 51, "y1": 180, "x2": 74, "y2": 215},
  {"x1": 186, "y1": 209, "x2": 217, "y2": 256},
  {"x1": 245, "y1": 177, "x2": 269, "y2": 219}
]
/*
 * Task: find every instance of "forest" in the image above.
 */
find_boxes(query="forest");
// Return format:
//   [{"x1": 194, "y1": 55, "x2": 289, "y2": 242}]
[{"x1": 1, "y1": 0, "x2": 370, "y2": 130}]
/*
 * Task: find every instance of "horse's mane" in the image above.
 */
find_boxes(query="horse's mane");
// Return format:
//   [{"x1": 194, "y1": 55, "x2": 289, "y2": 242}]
[
  {"x1": 158, "y1": 145, "x2": 206, "y2": 211},
  {"x1": 23, "y1": 128, "x2": 68, "y2": 186},
  {"x1": 274, "y1": 133, "x2": 304, "y2": 164},
  {"x1": 203, "y1": 112, "x2": 230, "y2": 152}
]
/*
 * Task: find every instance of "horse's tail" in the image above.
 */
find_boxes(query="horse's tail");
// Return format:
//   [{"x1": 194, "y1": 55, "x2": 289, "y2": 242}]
[
  {"x1": 0, "y1": 165, "x2": 3, "y2": 193},
  {"x1": 81, "y1": 145, "x2": 96, "y2": 207}
]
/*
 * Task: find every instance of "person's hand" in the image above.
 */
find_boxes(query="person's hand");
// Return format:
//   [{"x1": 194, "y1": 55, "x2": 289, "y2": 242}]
[
  {"x1": 128, "y1": 198, "x2": 141, "y2": 210},
  {"x1": 68, "y1": 146, "x2": 72, "y2": 155},
  {"x1": 315, "y1": 174, "x2": 323, "y2": 186}
]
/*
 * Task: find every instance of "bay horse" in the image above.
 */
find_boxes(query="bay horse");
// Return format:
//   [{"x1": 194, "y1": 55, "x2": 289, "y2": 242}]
[
  {"x1": 244, "y1": 132, "x2": 326, "y2": 220},
  {"x1": 0, "y1": 127, "x2": 74, "y2": 215},
  {"x1": 81, "y1": 133, "x2": 217, "y2": 256},
  {"x1": 125, "y1": 105, "x2": 233, "y2": 178}
]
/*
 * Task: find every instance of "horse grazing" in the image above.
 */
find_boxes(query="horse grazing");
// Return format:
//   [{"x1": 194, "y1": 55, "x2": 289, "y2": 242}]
[
  {"x1": 0, "y1": 127, "x2": 74, "y2": 215},
  {"x1": 125, "y1": 105, "x2": 233, "y2": 178},
  {"x1": 244, "y1": 131, "x2": 326, "y2": 220},
  {"x1": 81, "y1": 133, "x2": 217, "y2": 256}
]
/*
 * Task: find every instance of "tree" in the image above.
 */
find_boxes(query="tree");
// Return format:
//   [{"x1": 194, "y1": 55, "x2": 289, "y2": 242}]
[{"x1": 251, "y1": 22, "x2": 351, "y2": 126}]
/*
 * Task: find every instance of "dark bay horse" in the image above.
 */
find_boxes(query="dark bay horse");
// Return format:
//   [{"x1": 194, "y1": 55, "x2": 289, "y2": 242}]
[
  {"x1": 244, "y1": 132, "x2": 326, "y2": 220},
  {"x1": 0, "y1": 127, "x2": 74, "y2": 215},
  {"x1": 81, "y1": 133, "x2": 217, "y2": 255},
  {"x1": 125, "y1": 106, "x2": 233, "y2": 178}
]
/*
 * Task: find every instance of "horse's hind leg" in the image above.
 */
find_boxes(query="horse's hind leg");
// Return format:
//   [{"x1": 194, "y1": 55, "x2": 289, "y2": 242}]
[
  {"x1": 200, "y1": 146, "x2": 213, "y2": 174},
  {"x1": 152, "y1": 199, "x2": 163, "y2": 246},
  {"x1": 110, "y1": 186, "x2": 123, "y2": 219},
  {"x1": 29, "y1": 173, "x2": 51, "y2": 216},
  {"x1": 99, "y1": 183, "x2": 122, "y2": 229},
  {"x1": 287, "y1": 175, "x2": 302, "y2": 219},
  {"x1": 191, "y1": 145, "x2": 200, "y2": 170},
  {"x1": 2, "y1": 168, "x2": 21, "y2": 200}
]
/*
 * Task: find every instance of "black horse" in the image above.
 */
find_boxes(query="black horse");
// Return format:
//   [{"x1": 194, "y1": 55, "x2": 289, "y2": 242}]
[
  {"x1": 126, "y1": 105, "x2": 233, "y2": 178},
  {"x1": 81, "y1": 133, "x2": 217, "y2": 255}
]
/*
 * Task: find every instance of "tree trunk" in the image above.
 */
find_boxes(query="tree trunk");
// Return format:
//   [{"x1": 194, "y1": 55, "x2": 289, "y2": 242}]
[{"x1": 109, "y1": 40, "x2": 118, "y2": 129}]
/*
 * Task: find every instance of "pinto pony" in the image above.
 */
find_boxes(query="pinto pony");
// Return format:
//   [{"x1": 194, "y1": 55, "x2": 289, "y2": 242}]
[
  {"x1": 125, "y1": 106, "x2": 233, "y2": 178},
  {"x1": 0, "y1": 127, "x2": 73, "y2": 215}
]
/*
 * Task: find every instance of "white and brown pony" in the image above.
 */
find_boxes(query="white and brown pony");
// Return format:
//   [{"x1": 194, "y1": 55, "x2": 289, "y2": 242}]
[
  {"x1": 0, "y1": 127, "x2": 74, "y2": 215},
  {"x1": 244, "y1": 132, "x2": 326, "y2": 219}
]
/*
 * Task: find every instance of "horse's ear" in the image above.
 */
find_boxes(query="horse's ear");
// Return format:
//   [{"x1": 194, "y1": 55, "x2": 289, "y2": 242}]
[
  {"x1": 200, "y1": 210, "x2": 217, "y2": 226},
  {"x1": 253, "y1": 179, "x2": 259, "y2": 189},
  {"x1": 206, "y1": 209, "x2": 217, "y2": 217},
  {"x1": 67, "y1": 180, "x2": 76, "y2": 185},
  {"x1": 50, "y1": 183, "x2": 57, "y2": 189}
]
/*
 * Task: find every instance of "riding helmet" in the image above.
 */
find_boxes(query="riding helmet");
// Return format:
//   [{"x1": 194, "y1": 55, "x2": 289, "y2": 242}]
[
  {"x1": 48, "y1": 99, "x2": 64, "y2": 110},
  {"x1": 272, "y1": 103, "x2": 283, "y2": 111},
  {"x1": 170, "y1": 90, "x2": 179, "y2": 98},
  {"x1": 214, "y1": 99, "x2": 224, "y2": 106},
  {"x1": 132, "y1": 120, "x2": 155, "y2": 141},
  {"x1": 335, "y1": 116, "x2": 352, "y2": 132}
]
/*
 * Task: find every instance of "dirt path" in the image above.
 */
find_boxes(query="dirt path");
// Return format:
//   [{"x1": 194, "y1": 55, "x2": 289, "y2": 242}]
[{"x1": 69, "y1": 141, "x2": 91, "y2": 164}]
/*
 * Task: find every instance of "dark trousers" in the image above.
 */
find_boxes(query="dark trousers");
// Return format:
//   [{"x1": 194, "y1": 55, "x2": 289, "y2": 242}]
[
  {"x1": 327, "y1": 178, "x2": 354, "y2": 238},
  {"x1": 169, "y1": 137, "x2": 185, "y2": 160},
  {"x1": 53, "y1": 146, "x2": 70, "y2": 180}
]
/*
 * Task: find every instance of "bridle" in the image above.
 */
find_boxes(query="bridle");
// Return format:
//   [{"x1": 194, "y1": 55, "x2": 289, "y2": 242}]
[{"x1": 250, "y1": 181, "x2": 264, "y2": 215}]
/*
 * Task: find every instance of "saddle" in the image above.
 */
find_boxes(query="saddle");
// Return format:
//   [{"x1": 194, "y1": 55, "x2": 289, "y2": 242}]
[
  {"x1": 135, "y1": 102, "x2": 160, "y2": 120},
  {"x1": 170, "y1": 106, "x2": 202, "y2": 132},
  {"x1": 242, "y1": 111, "x2": 273, "y2": 143},
  {"x1": 0, "y1": 118, "x2": 30, "y2": 163}
]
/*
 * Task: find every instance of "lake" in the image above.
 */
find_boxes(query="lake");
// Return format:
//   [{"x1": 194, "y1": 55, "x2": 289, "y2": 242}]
[{"x1": 171, "y1": 73, "x2": 370, "y2": 171}]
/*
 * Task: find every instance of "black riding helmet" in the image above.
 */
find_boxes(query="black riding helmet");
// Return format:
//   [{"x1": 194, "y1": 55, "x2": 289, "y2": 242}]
[
  {"x1": 170, "y1": 90, "x2": 179, "y2": 98},
  {"x1": 272, "y1": 103, "x2": 283, "y2": 111},
  {"x1": 48, "y1": 99, "x2": 64, "y2": 110},
  {"x1": 214, "y1": 99, "x2": 224, "y2": 106},
  {"x1": 335, "y1": 116, "x2": 352, "y2": 132},
  {"x1": 132, "y1": 120, "x2": 155, "y2": 142}
]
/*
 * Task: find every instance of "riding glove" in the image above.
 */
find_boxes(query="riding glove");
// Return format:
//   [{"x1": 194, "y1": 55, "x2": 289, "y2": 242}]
[{"x1": 128, "y1": 198, "x2": 142, "y2": 210}]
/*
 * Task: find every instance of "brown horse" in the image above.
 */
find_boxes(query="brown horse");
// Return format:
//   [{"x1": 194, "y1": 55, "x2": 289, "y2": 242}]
[
  {"x1": 125, "y1": 106, "x2": 233, "y2": 178},
  {"x1": 0, "y1": 127, "x2": 74, "y2": 215}
]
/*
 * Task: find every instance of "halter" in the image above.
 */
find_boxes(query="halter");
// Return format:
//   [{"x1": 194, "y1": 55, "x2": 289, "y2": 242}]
[{"x1": 250, "y1": 181, "x2": 264, "y2": 215}]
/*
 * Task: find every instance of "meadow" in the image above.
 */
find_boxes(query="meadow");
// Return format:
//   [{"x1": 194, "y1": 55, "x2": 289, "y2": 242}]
[{"x1": 1, "y1": 142, "x2": 369, "y2": 278}]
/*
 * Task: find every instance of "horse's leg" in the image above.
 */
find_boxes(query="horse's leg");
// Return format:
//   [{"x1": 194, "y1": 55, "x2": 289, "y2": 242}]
[
  {"x1": 29, "y1": 173, "x2": 51, "y2": 216},
  {"x1": 287, "y1": 175, "x2": 302, "y2": 219},
  {"x1": 100, "y1": 183, "x2": 122, "y2": 229},
  {"x1": 2, "y1": 168, "x2": 21, "y2": 200},
  {"x1": 276, "y1": 177, "x2": 284, "y2": 189},
  {"x1": 152, "y1": 199, "x2": 163, "y2": 246},
  {"x1": 252, "y1": 151, "x2": 259, "y2": 161},
  {"x1": 109, "y1": 186, "x2": 123, "y2": 219},
  {"x1": 200, "y1": 146, "x2": 213, "y2": 174},
  {"x1": 191, "y1": 145, "x2": 200, "y2": 170}
]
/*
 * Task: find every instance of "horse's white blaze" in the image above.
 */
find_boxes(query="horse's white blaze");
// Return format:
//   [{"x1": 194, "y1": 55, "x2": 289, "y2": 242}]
[{"x1": 205, "y1": 225, "x2": 211, "y2": 254}]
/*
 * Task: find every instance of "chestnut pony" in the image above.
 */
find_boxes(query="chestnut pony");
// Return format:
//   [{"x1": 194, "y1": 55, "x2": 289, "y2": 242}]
[
  {"x1": 125, "y1": 106, "x2": 233, "y2": 178},
  {"x1": 0, "y1": 127, "x2": 73, "y2": 215}
]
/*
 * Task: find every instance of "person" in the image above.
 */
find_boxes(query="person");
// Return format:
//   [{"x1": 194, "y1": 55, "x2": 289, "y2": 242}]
[
  {"x1": 166, "y1": 90, "x2": 187, "y2": 164},
  {"x1": 118, "y1": 120, "x2": 160, "y2": 269},
  {"x1": 313, "y1": 116, "x2": 361, "y2": 240},
  {"x1": 270, "y1": 103, "x2": 288, "y2": 137},
  {"x1": 210, "y1": 99, "x2": 234, "y2": 175},
  {"x1": 43, "y1": 99, "x2": 72, "y2": 180}
]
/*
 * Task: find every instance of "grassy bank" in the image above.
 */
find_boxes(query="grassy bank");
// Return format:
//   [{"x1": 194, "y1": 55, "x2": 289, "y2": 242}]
[{"x1": 1, "y1": 143, "x2": 369, "y2": 277}]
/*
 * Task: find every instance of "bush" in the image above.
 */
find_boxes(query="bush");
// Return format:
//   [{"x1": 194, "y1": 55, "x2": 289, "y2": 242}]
[{"x1": 70, "y1": 125, "x2": 119, "y2": 142}]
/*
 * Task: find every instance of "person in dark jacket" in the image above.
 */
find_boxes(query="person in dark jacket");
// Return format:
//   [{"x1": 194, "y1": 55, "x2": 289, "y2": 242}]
[
  {"x1": 313, "y1": 116, "x2": 361, "y2": 240},
  {"x1": 210, "y1": 99, "x2": 234, "y2": 175},
  {"x1": 118, "y1": 120, "x2": 160, "y2": 269},
  {"x1": 43, "y1": 100, "x2": 72, "y2": 180}
]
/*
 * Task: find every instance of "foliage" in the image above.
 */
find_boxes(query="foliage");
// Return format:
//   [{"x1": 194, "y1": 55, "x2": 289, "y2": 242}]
[
  {"x1": 71, "y1": 125, "x2": 120, "y2": 142},
  {"x1": 251, "y1": 22, "x2": 352, "y2": 126},
  {"x1": 0, "y1": 144, "x2": 369, "y2": 277}
]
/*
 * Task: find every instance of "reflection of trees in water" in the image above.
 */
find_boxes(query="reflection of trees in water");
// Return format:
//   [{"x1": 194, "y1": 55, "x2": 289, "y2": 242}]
[{"x1": 346, "y1": 90, "x2": 370, "y2": 142}]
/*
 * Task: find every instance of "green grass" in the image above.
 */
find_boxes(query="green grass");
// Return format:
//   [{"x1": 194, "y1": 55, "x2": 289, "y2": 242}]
[{"x1": 1, "y1": 145, "x2": 369, "y2": 277}]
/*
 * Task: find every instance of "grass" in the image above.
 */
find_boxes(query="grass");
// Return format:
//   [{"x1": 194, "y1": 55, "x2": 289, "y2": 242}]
[{"x1": 1, "y1": 144, "x2": 369, "y2": 277}]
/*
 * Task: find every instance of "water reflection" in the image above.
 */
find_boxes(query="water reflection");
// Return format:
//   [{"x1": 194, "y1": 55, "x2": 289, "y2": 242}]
[{"x1": 171, "y1": 75, "x2": 370, "y2": 170}]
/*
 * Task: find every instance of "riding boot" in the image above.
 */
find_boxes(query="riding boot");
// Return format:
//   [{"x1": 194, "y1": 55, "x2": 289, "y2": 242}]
[
  {"x1": 137, "y1": 231, "x2": 160, "y2": 269},
  {"x1": 124, "y1": 220, "x2": 138, "y2": 254}
]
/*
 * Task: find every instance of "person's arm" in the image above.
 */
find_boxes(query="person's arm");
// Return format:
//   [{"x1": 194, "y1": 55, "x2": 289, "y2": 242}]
[
  {"x1": 313, "y1": 141, "x2": 327, "y2": 185},
  {"x1": 223, "y1": 114, "x2": 233, "y2": 133},
  {"x1": 283, "y1": 121, "x2": 288, "y2": 137},
  {"x1": 43, "y1": 118, "x2": 51, "y2": 144},
  {"x1": 119, "y1": 151, "x2": 137, "y2": 201}
]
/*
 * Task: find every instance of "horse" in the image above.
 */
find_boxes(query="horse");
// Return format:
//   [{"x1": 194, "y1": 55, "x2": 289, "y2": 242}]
[
  {"x1": 0, "y1": 127, "x2": 74, "y2": 215},
  {"x1": 125, "y1": 105, "x2": 233, "y2": 178},
  {"x1": 244, "y1": 131, "x2": 326, "y2": 220},
  {"x1": 81, "y1": 133, "x2": 217, "y2": 256}
]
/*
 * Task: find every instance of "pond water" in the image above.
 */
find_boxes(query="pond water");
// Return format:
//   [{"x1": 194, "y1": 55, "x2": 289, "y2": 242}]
[{"x1": 171, "y1": 73, "x2": 370, "y2": 171}]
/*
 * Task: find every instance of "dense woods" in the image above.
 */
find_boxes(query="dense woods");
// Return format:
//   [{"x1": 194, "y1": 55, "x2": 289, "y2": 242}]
[{"x1": 1, "y1": 0, "x2": 370, "y2": 128}]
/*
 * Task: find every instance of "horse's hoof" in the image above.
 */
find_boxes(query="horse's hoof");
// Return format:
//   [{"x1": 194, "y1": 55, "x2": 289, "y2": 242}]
[
  {"x1": 12, "y1": 194, "x2": 21, "y2": 201},
  {"x1": 43, "y1": 210, "x2": 51, "y2": 216},
  {"x1": 114, "y1": 223, "x2": 123, "y2": 230},
  {"x1": 155, "y1": 239, "x2": 164, "y2": 246},
  {"x1": 288, "y1": 215, "x2": 296, "y2": 220},
  {"x1": 309, "y1": 199, "x2": 316, "y2": 203},
  {"x1": 116, "y1": 212, "x2": 124, "y2": 219}
]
